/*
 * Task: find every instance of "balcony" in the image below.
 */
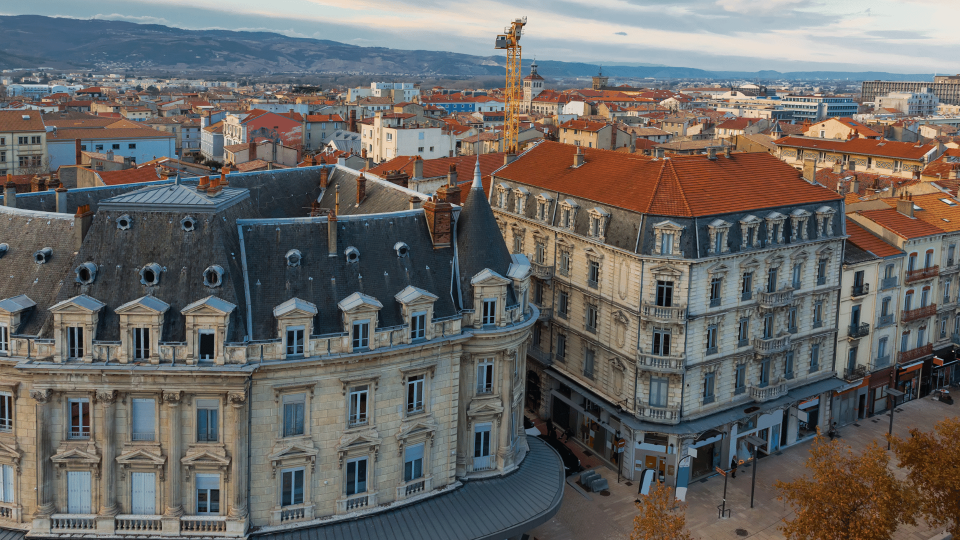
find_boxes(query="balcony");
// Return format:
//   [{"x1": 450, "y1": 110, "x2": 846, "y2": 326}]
[
  {"x1": 843, "y1": 364, "x2": 867, "y2": 381},
  {"x1": 640, "y1": 303, "x2": 687, "y2": 324},
  {"x1": 851, "y1": 283, "x2": 870, "y2": 298},
  {"x1": 756, "y1": 287, "x2": 794, "y2": 309},
  {"x1": 943, "y1": 259, "x2": 959, "y2": 274},
  {"x1": 528, "y1": 344, "x2": 553, "y2": 365},
  {"x1": 848, "y1": 323, "x2": 870, "y2": 340},
  {"x1": 637, "y1": 352, "x2": 685, "y2": 374},
  {"x1": 899, "y1": 343, "x2": 933, "y2": 364},
  {"x1": 877, "y1": 313, "x2": 895, "y2": 328},
  {"x1": 817, "y1": 275, "x2": 827, "y2": 286},
  {"x1": 753, "y1": 334, "x2": 790, "y2": 355},
  {"x1": 115, "y1": 516, "x2": 163, "y2": 534},
  {"x1": 749, "y1": 382, "x2": 788, "y2": 403},
  {"x1": 274, "y1": 503, "x2": 315, "y2": 525},
  {"x1": 337, "y1": 492, "x2": 378, "y2": 514},
  {"x1": 905, "y1": 265, "x2": 939, "y2": 284},
  {"x1": 536, "y1": 306, "x2": 553, "y2": 322},
  {"x1": 51, "y1": 515, "x2": 97, "y2": 532},
  {"x1": 873, "y1": 354, "x2": 891, "y2": 369},
  {"x1": 0, "y1": 504, "x2": 19, "y2": 523},
  {"x1": 637, "y1": 403, "x2": 681, "y2": 424},
  {"x1": 396, "y1": 476, "x2": 433, "y2": 500},
  {"x1": 181, "y1": 516, "x2": 229, "y2": 535},
  {"x1": 902, "y1": 304, "x2": 936, "y2": 323},
  {"x1": 531, "y1": 262, "x2": 554, "y2": 281},
  {"x1": 880, "y1": 276, "x2": 899, "y2": 290}
]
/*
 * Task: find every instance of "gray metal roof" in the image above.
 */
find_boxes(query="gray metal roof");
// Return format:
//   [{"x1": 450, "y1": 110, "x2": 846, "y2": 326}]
[
  {"x1": 253, "y1": 436, "x2": 564, "y2": 540},
  {"x1": 98, "y1": 184, "x2": 250, "y2": 213},
  {"x1": 0, "y1": 528, "x2": 25, "y2": 540}
]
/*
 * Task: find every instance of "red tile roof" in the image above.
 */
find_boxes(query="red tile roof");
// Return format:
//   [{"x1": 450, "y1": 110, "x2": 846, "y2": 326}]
[
  {"x1": 854, "y1": 208, "x2": 943, "y2": 239},
  {"x1": 0, "y1": 110, "x2": 45, "y2": 132},
  {"x1": 808, "y1": 118, "x2": 881, "y2": 138},
  {"x1": 97, "y1": 167, "x2": 161, "y2": 186},
  {"x1": 717, "y1": 117, "x2": 762, "y2": 130},
  {"x1": 775, "y1": 136, "x2": 936, "y2": 160},
  {"x1": 306, "y1": 114, "x2": 345, "y2": 123},
  {"x1": 923, "y1": 148, "x2": 960, "y2": 180},
  {"x1": 495, "y1": 141, "x2": 842, "y2": 217},
  {"x1": 845, "y1": 218, "x2": 903, "y2": 258},
  {"x1": 559, "y1": 119, "x2": 609, "y2": 132},
  {"x1": 368, "y1": 153, "x2": 506, "y2": 190},
  {"x1": 879, "y1": 193, "x2": 960, "y2": 233}
]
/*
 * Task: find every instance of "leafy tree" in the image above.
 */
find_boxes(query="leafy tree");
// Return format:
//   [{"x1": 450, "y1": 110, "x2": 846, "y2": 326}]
[
  {"x1": 776, "y1": 434, "x2": 915, "y2": 540},
  {"x1": 890, "y1": 417, "x2": 960, "y2": 538},
  {"x1": 631, "y1": 481, "x2": 693, "y2": 540}
]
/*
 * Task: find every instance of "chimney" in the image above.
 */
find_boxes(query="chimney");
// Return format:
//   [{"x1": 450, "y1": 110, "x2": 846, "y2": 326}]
[
  {"x1": 409, "y1": 195, "x2": 421, "y2": 210},
  {"x1": 207, "y1": 175, "x2": 222, "y2": 196},
  {"x1": 220, "y1": 166, "x2": 230, "y2": 186},
  {"x1": 249, "y1": 141, "x2": 257, "y2": 162},
  {"x1": 439, "y1": 164, "x2": 461, "y2": 205},
  {"x1": 74, "y1": 204, "x2": 93, "y2": 250},
  {"x1": 724, "y1": 145, "x2": 731, "y2": 159},
  {"x1": 849, "y1": 176, "x2": 860, "y2": 194},
  {"x1": 421, "y1": 196, "x2": 453, "y2": 248},
  {"x1": 573, "y1": 147, "x2": 584, "y2": 167},
  {"x1": 349, "y1": 109, "x2": 357, "y2": 133},
  {"x1": 655, "y1": 148, "x2": 664, "y2": 158},
  {"x1": 413, "y1": 156, "x2": 423, "y2": 179},
  {"x1": 832, "y1": 160, "x2": 843, "y2": 174},
  {"x1": 802, "y1": 158, "x2": 817, "y2": 184},
  {"x1": 327, "y1": 210, "x2": 338, "y2": 257},
  {"x1": 707, "y1": 147, "x2": 717, "y2": 160},
  {"x1": 106, "y1": 150, "x2": 114, "y2": 162},
  {"x1": 56, "y1": 182, "x2": 68, "y2": 213},
  {"x1": 3, "y1": 175, "x2": 16, "y2": 208},
  {"x1": 320, "y1": 164, "x2": 330, "y2": 189},
  {"x1": 75, "y1": 139, "x2": 82, "y2": 165},
  {"x1": 31, "y1": 175, "x2": 46, "y2": 193},
  {"x1": 897, "y1": 192, "x2": 914, "y2": 218},
  {"x1": 951, "y1": 164, "x2": 959, "y2": 181},
  {"x1": 197, "y1": 175, "x2": 210, "y2": 192},
  {"x1": 357, "y1": 173, "x2": 366, "y2": 204}
]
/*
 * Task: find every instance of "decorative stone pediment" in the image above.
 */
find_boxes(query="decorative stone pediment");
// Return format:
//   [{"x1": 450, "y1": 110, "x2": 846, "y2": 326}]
[
  {"x1": 180, "y1": 295, "x2": 236, "y2": 316},
  {"x1": 181, "y1": 447, "x2": 230, "y2": 481},
  {"x1": 765, "y1": 253, "x2": 785, "y2": 267},
  {"x1": 396, "y1": 418, "x2": 438, "y2": 455},
  {"x1": 654, "y1": 219, "x2": 683, "y2": 231},
  {"x1": 0, "y1": 440, "x2": 22, "y2": 471},
  {"x1": 706, "y1": 262, "x2": 730, "y2": 275},
  {"x1": 268, "y1": 440, "x2": 319, "y2": 477},
  {"x1": 466, "y1": 398, "x2": 504, "y2": 422},
  {"x1": 790, "y1": 248, "x2": 809, "y2": 261},
  {"x1": 470, "y1": 268, "x2": 510, "y2": 286},
  {"x1": 52, "y1": 445, "x2": 101, "y2": 477},
  {"x1": 273, "y1": 297, "x2": 318, "y2": 319},
  {"x1": 337, "y1": 428, "x2": 382, "y2": 468},
  {"x1": 394, "y1": 286, "x2": 439, "y2": 307},
  {"x1": 338, "y1": 292, "x2": 383, "y2": 313},
  {"x1": 740, "y1": 257, "x2": 761, "y2": 269},
  {"x1": 650, "y1": 264, "x2": 682, "y2": 279},
  {"x1": 0, "y1": 294, "x2": 35, "y2": 333},
  {"x1": 49, "y1": 294, "x2": 105, "y2": 315},
  {"x1": 117, "y1": 448, "x2": 166, "y2": 480},
  {"x1": 116, "y1": 295, "x2": 170, "y2": 315},
  {"x1": 584, "y1": 247, "x2": 604, "y2": 262}
]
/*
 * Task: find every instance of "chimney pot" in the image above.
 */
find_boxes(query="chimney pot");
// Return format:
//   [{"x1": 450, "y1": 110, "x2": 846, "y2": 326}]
[
  {"x1": 3, "y1": 175, "x2": 16, "y2": 209},
  {"x1": 897, "y1": 195, "x2": 914, "y2": 218},
  {"x1": 708, "y1": 147, "x2": 717, "y2": 160},
  {"x1": 357, "y1": 173, "x2": 366, "y2": 204},
  {"x1": 327, "y1": 210, "x2": 338, "y2": 257},
  {"x1": 573, "y1": 147, "x2": 584, "y2": 167},
  {"x1": 197, "y1": 175, "x2": 210, "y2": 192}
]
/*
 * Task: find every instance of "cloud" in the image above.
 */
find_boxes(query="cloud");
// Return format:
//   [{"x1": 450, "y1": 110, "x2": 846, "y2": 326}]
[{"x1": 614, "y1": 31, "x2": 627, "y2": 36}]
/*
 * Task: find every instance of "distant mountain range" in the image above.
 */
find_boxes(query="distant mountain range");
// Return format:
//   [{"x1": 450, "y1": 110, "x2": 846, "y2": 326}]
[{"x1": 0, "y1": 15, "x2": 936, "y2": 82}]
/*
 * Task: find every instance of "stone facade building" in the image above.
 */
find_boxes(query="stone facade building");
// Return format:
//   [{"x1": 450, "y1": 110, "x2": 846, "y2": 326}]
[
  {"x1": 0, "y1": 164, "x2": 562, "y2": 539},
  {"x1": 490, "y1": 141, "x2": 847, "y2": 496}
]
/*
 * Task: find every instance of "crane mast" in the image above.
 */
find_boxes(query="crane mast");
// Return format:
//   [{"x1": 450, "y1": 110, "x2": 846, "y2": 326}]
[{"x1": 495, "y1": 17, "x2": 526, "y2": 154}]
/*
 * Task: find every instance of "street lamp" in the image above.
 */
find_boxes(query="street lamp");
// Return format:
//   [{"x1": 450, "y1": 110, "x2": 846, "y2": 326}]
[
  {"x1": 884, "y1": 388, "x2": 906, "y2": 450},
  {"x1": 744, "y1": 435, "x2": 768, "y2": 509}
]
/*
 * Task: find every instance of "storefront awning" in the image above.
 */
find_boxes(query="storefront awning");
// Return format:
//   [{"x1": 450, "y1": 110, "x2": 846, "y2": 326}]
[
  {"x1": 933, "y1": 357, "x2": 957, "y2": 368},
  {"x1": 899, "y1": 360, "x2": 924, "y2": 374}
]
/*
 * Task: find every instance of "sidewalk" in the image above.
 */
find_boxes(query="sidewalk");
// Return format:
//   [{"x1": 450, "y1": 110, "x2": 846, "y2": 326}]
[{"x1": 528, "y1": 396, "x2": 956, "y2": 540}]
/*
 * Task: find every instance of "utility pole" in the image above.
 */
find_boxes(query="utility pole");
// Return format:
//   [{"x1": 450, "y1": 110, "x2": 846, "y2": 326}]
[
  {"x1": 885, "y1": 388, "x2": 905, "y2": 450},
  {"x1": 745, "y1": 435, "x2": 768, "y2": 509}
]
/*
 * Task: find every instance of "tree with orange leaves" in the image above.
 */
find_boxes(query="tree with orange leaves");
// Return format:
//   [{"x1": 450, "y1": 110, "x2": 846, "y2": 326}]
[
  {"x1": 631, "y1": 480, "x2": 693, "y2": 540},
  {"x1": 890, "y1": 416, "x2": 960, "y2": 538},
  {"x1": 775, "y1": 434, "x2": 915, "y2": 540}
]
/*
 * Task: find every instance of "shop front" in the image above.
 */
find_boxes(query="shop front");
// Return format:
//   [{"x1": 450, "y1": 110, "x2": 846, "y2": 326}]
[
  {"x1": 688, "y1": 430, "x2": 724, "y2": 479},
  {"x1": 795, "y1": 398, "x2": 821, "y2": 440},
  {"x1": 833, "y1": 378, "x2": 869, "y2": 426},
  {"x1": 868, "y1": 366, "x2": 895, "y2": 415},
  {"x1": 897, "y1": 360, "x2": 923, "y2": 401},
  {"x1": 932, "y1": 356, "x2": 958, "y2": 391}
]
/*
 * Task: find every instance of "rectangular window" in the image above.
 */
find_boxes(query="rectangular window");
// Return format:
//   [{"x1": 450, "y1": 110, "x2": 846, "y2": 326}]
[
  {"x1": 196, "y1": 474, "x2": 220, "y2": 514},
  {"x1": 0, "y1": 392, "x2": 11, "y2": 432},
  {"x1": 759, "y1": 359, "x2": 771, "y2": 387},
  {"x1": 131, "y1": 472, "x2": 156, "y2": 515},
  {"x1": 0, "y1": 464, "x2": 13, "y2": 503},
  {"x1": 196, "y1": 399, "x2": 219, "y2": 442},
  {"x1": 703, "y1": 372, "x2": 715, "y2": 404},
  {"x1": 410, "y1": 313, "x2": 426, "y2": 341},
  {"x1": 283, "y1": 394, "x2": 306, "y2": 436},
  {"x1": 112, "y1": 143, "x2": 120, "y2": 150},
  {"x1": 742, "y1": 272, "x2": 753, "y2": 300},
  {"x1": 661, "y1": 233, "x2": 674, "y2": 255},
  {"x1": 583, "y1": 349, "x2": 595, "y2": 379},
  {"x1": 738, "y1": 318, "x2": 750, "y2": 345},
  {"x1": 792, "y1": 263, "x2": 802, "y2": 289},
  {"x1": 946, "y1": 280, "x2": 953, "y2": 304},
  {"x1": 133, "y1": 327, "x2": 150, "y2": 360},
  {"x1": 908, "y1": 253, "x2": 917, "y2": 272},
  {"x1": 652, "y1": 329, "x2": 671, "y2": 356},
  {"x1": 714, "y1": 230, "x2": 726, "y2": 254},
  {"x1": 763, "y1": 313, "x2": 774, "y2": 338},
  {"x1": 735, "y1": 364, "x2": 746, "y2": 394},
  {"x1": 813, "y1": 302, "x2": 823, "y2": 327},
  {"x1": 535, "y1": 242, "x2": 545, "y2": 264},
  {"x1": 559, "y1": 251, "x2": 571, "y2": 275},
  {"x1": 281, "y1": 468, "x2": 305, "y2": 506},
  {"x1": 785, "y1": 351, "x2": 795, "y2": 379},
  {"x1": 788, "y1": 307, "x2": 798, "y2": 332},
  {"x1": 131, "y1": 398, "x2": 155, "y2": 441},
  {"x1": 709, "y1": 277, "x2": 722, "y2": 306},
  {"x1": 352, "y1": 320, "x2": 370, "y2": 349},
  {"x1": 348, "y1": 386, "x2": 368, "y2": 426},
  {"x1": 586, "y1": 305, "x2": 598, "y2": 332},
  {"x1": 881, "y1": 297, "x2": 891, "y2": 317},
  {"x1": 286, "y1": 326, "x2": 304, "y2": 356},
  {"x1": 556, "y1": 334, "x2": 566, "y2": 360},
  {"x1": 404, "y1": 443, "x2": 424, "y2": 482},
  {"x1": 67, "y1": 471, "x2": 92, "y2": 514},
  {"x1": 68, "y1": 326, "x2": 84, "y2": 359},
  {"x1": 925, "y1": 251, "x2": 934, "y2": 268},
  {"x1": 534, "y1": 281, "x2": 544, "y2": 305},
  {"x1": 477, "y1": 360, "x2": 494, "y2": 394},
  {"x1": 649, "y1": 377, "x2": 668, "y2": 408},
  {"x1": 558, "y1": 290, "x2": 569, "y2": 317},
  {"x1": 128, "y1": 143, "x2": 136, "y2": 149},
  {"x1": 811, "y1": 344, "x2": 820, "y2": 371},
  {"x1": 588, "y1": 261, "x2": 600, "y2": 287},
  {"x1": 877, "y1": 337, "x2": 888, "y2": 362},
  {"x1": 767, "y1": 267, "x2": 778, "y2": 293},
  {"x1": 817, "y1": 259, "x2": 827, "y2": 284},
  {"x1": 406, "y1": 374, "x2": 424, "y2": 414},
  {"x1": 198, "y1": 330, "x2": 215, "y2": 361},
  {"x1": 656, "y1": 281, "x2": 674, "y2": 307},
  {"x1": 474, "y1": 423, "x2": 492, "y2": 469},
  {"x1": 706, "y1": 325, "x2": 718, "y2": 353},
  {"x1": 901, "y1": 332, "x2": 910, "y2": 353},
  {"x1": 69, "y1": 398, "x2": 90, "y2": 439},
  {"x1": 345, "y1": 458, "x2": 368, "y2": 496},
  {"x1": 482, "y1": 299, "x2": 497, "y2": 326}
]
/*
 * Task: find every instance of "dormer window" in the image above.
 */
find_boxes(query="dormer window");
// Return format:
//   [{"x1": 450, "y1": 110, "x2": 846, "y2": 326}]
[
  {"x1": 513, "y1": 187, "x2": 529, "y2": 214},
  {"x1": 560, "y1": 199, "x2": 579, "y2": 229},
  {"x1": 535, "y1": 193, "x2": 553, "y2": 221},
  {"x1": 482, "y1": 299, "x2": 497, "y2": 326},
  {"x1": 394, "y1": 242, "x2": 409, "y2": 258},
  {"x1": 410, "y1": 312, "x2": 426, "y2": 341},
  {"x1": 496, "y1": 184, "x2": 509, "y2": 209},
  {"x1": 180, "y1": 216, "x2": 196, "y2": 232},
  {"x1": 352, "y1": 320, "x2": 370, "y2": 350},
  {"x1": 816, "y1": 206, "x2": 836, "y2": 237},
  {"x1": 286, "y1": 326, "x2": 305, "y2": 356},
  {"x1": 203, "y1": 265, "x2": 224, "y2": 288},
  {"x1": 707, "y1": 219, "x2": 732, "y2": 255},
  {"x1": 790, "y1": 209, "x2": 811, "y2": 242},
  {"x1": 766, "y1": 212, "x2": 787, "y2": 245},
  {"x1": 654, "y1": 220, "x2": 684, "y2": 257},
  {"x1": 740, "y1": 215, "x2": 761, "y2": 249},
  {"x1": 34, "y1": 247, "x2": 52, "y2": 264}
]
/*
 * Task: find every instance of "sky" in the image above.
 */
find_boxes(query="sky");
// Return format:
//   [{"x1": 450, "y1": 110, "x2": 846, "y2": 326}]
[{"x1": 3, "y1": 0, "x2": 959, "y2": 73}]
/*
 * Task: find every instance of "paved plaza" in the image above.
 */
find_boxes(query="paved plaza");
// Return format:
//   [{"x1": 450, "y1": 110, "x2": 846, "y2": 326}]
[{"x1": 528, "y1": 395, "x2": 956, "y2": 540}]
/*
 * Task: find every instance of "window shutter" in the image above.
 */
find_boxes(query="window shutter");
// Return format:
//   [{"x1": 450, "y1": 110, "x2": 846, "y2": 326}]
[
  {"x1": 68, "y1": 471, "x2": 92, "y2": 514},
  {"x1": 131, "y1": 472, "x2": 144, "y2": 514},
  {"x1": 143, "y1": 473, "x2": 156, "y2": 515},
  {"x1": 295, "y1": 403, "x2": 304, "y2": 435},
  {"x1": 405, "y1": 443, "x2": 424, "y2": 464},
  {"x1": 0, "y1": 465, "x2": 11, "y2": 503},
  {"x1": 196, "y1": 474, "x2": 219, "y2": 491},
  {"x1": 132, "y1": 399, "x2": 154, "y2": 439}
]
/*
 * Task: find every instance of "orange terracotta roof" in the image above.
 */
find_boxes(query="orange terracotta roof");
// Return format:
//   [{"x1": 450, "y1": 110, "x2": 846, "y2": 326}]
[
  {"x1": 879, "y1": 193, "x2": 960, "y2": 232},
  {"x1": 306, "y1": 114, "x2": 344, "y2": 123},
  {"x1": 845, "y1": 218, "x2": 903, "y2": 258},
  {"x1": 775, "y1": 136, "x2": 935, "y2": 160},
  {"x1": 923, "y1": 148, "x2": 960, "y2": 179},
  {"x1": 0, "y1": 110, "x2": 45, "y2": 132},
  {"x1": 495, "y1": 141, "x2": 841, "y2": 217},
  {"x1": 97, "y1": 167, "x2": 161, "y2": 186},
  {"x1": 368, "y1": 153, "x2": 506, "y2": 187},
  {"x1": 855, "y1": 208, "x2": 943, "y2": 239},
  {"x1": 559, "y1": 119, "x2": 609, "y2": 132}
]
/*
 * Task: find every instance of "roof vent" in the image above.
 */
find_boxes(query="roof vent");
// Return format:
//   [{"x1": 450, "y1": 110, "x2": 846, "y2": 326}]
[
  {"x1": 140, "y1": 263, "x2": 163, "y2": 286},
  {"x1": 203, "y1": 265, "x2": 224, "y2": 288},
  {"x1": 116, "y1": 214, "x2": 132, "y2": 230},
  {"x1": 345, "y1": 246, "x2": 360, "y2": 263},
  {"x1": 34, "y1": 247, "x2": 52, "y2": 264},
  {"x1": 180, "y1": 216, "x2": 196, "y2": 232},
  {"x1": 0, "y1": 244, "x2": 7, "y2": 258},
  {"x1": 394, "y1": 242, "x2": 409, "y2": 258},
  {"x1": 75, "y1": 262, "x2": 98, "y2": 284},
  {"x1": 285, "y1": 249, "x2": 302, "y2": 267}
]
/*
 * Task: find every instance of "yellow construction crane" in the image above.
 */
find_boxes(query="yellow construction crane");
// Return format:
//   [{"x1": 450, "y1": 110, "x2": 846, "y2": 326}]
[{"x1": 495, "y1": 17, "x2": 526, "y2": 154}]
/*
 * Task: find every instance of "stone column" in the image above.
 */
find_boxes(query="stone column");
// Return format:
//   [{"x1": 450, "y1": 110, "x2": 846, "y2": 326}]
[
  {"x1": 96, "y1": 390, "x2": 119, "y2": 533},
  {"x1": 228, "y1": 392, "x2": 247, "y2": 519},
  {"x1": 31, "y1": 389, "x2": 55, "y2": 530},
  {"x1": 162, "y1": 390, "x2": 183, "y2": 534}
]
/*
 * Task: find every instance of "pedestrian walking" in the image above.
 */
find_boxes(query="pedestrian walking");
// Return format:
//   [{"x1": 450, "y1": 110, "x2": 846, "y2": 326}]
[{"x1": 730, "y1": 455, "x2": 738, "y2": 478}]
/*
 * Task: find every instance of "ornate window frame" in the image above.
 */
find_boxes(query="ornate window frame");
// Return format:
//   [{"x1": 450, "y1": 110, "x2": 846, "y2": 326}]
[
  {"x1": 653, "y1": 220, "x2": 684, "y2": 257},
  {"x1": 739, "y1": 215, "x2": 761, "y2": 249},
  {"x1": 790, "y1": 209, "x2": 811, "y2": 242},
  {"x1": 707, "y1": 219, "x2": 732, "y2": 255},
  {"x1": 496, "y1": 183, "x2": 509, "y2": 209},
  {"x1": 816, "y1": 206, "x2": 836, "y2": 238},
  {"x1": 512, "y1": 186, "x2": 529, "y2": 215},
  {"x1": 588, "y1": 207, "x2": 611, "y2": 242},
  {"x1": 559, "y1": 199, "x2": 580, "y2": 230},
  {"x1": 765, "y1": 212, "x2": 787, "y2": 245},
  {"x1": 535, "y1": 193, "x2": 554, "y2": 222}
]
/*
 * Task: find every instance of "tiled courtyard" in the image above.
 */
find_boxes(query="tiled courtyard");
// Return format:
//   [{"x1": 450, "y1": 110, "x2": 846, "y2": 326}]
[{"x1": 529, "y1": 395, "x2": 956, "y2": 540}]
